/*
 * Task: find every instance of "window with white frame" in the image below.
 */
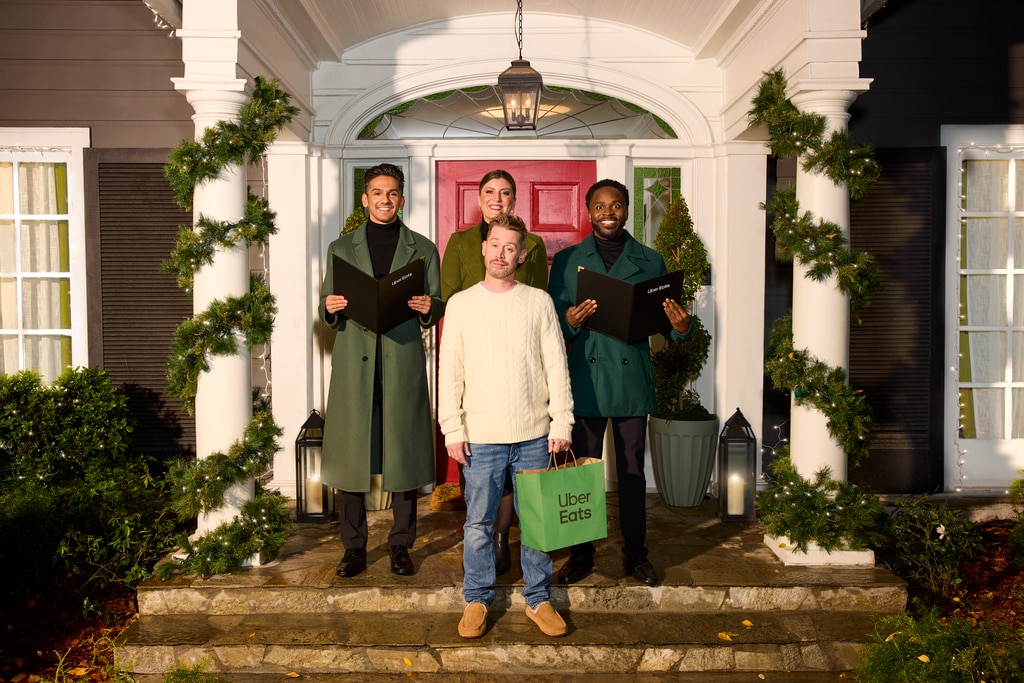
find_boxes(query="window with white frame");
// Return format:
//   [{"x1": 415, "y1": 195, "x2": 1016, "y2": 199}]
[
  {"x1": 957, "y1": 153, "x2": 1024, "y2": 442},
  {"x1": 0, "y1": 129, "x2": 89, "y2": 384}
]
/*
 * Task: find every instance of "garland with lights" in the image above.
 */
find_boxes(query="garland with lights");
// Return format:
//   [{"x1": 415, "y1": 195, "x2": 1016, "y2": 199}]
[
  {"x1": 763, "y1": 186, "x2": 880, "y2": 316},
  {"x1": 749, "y1": 69, "x2": 883, "y2": 547},
  {"x1": 163, "y1": 193, "x2": 278, "y2": 291},
  {"x1": 757, "y1": 447, "x2": 888, "y2": 553},
  {"x1": 166, "y1": 274, "x2": 276, "y2": 413},
  {"x1": 748, "y1": 69, "x2": 879, "y2": 464},
  {"x1": 764, "y1": 313, "x2": 873, "y2": 463},
  {"x1": 748, "y1": 69, "x2": 880, "y2": 200},
  {"x1": 161, "y1": 77, "x2": 297, "y2": 576}
]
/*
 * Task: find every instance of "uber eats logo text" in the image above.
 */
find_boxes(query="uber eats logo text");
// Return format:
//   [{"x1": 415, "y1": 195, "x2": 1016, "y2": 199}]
[{"x1": 557, "y1": 491, "x2": 594, "y2": 524}]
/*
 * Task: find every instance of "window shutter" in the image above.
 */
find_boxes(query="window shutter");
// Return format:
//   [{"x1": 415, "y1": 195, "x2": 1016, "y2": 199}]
[
  {"x1": 87, "y1": 151, "x2": 195, "y2": 459},
  {"x1": 849, "y1": 147, "x2": 945, "y2": 493}
]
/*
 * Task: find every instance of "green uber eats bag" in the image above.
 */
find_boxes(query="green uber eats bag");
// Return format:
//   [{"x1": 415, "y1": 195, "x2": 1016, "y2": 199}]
[{"x1": 515, "y1": 450, "x2": 608, "y2": 552}]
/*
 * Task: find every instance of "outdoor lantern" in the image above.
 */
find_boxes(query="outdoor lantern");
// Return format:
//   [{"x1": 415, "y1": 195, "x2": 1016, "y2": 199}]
[
  {"x1": 295, "y1": 409, "x2": 334, "y2": 522},
  {"x1": 498, "y1": 0, "x2": 543, "y2": 130},
  {"x1": 717, "y1": 408, "x2": 758, "y2": 522}
]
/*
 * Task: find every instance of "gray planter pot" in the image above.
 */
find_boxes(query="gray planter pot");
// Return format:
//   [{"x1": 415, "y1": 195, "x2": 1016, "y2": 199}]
[{"x1": 649, "y1": 416, "x2": 720, "y2": 507}]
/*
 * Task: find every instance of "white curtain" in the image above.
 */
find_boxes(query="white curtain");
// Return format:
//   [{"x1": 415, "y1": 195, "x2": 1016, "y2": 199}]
[{"x1": 962, "y1": 159, "x2": 1013, "y2": 439}]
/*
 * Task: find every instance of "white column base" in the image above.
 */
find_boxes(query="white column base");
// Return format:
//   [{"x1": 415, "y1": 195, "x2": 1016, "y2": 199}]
[{"x1": 764, "y1": 534, "x2": 875, "y2": 567}]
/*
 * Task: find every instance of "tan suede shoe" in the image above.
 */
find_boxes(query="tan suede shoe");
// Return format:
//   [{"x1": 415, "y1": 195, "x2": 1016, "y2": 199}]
[
  {"x1": 525, "y1": 601, "x2": 567, "y2": 637},
  {"x1": 458, "y1": 602, "x2": 488, "y2": 638}
]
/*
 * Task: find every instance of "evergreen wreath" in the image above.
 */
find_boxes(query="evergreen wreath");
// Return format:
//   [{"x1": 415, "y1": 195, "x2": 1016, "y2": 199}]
[
  {"x1": 749, "y1": 69, "x2": 883, "y2": 546},
  {"x1": 161, "y1": 77, "x2": 297, "y2": 576}
]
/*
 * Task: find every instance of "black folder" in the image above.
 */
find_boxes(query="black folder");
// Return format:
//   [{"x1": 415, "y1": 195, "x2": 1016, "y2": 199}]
[
  {"x1": 575, "y1": 268, "x2": 684, "y2": 344},
  {"x1": 333, "y1": 255, "x2": 425, "y2": 334}
]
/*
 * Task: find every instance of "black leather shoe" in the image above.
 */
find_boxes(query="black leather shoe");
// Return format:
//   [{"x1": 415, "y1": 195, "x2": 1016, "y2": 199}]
[
  {"x1": 494, "y1": 532, "x2": 511, "y2": 576},
  {"x1": 556, "y1": 555, "x2": 594, "y2": 584},
  {"x1": 624, "y1": 557, "x2": 659, "y2": 587},
  {"x1": 390, "y1": 545, "x2": 415, "y2": 576},
  {"x1": 336, "y1": 548, "x2": 366, "y2": 578}
]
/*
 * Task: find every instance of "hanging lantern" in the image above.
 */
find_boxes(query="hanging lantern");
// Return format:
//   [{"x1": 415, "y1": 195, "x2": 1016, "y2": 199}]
[
  {"x1": 717, "y1": 408, "x2": 758, "y2": 522},
  {"x1": 498, "y1": 0, "x2": 543, "y2": 130},
  {"x1": 295, "y1": 409, "x2": 334, "y2": 522}
]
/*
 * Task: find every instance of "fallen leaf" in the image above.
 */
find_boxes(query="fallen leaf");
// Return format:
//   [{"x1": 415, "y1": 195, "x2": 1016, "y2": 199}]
[
  {"x1": 12, "y1": 674, "x2": 27, "y2": 683},
  {"x1": 918, "y1": 654, "x2": 931, "y2": 663},
  {"x1": 248, "y1": 632, "x2": 256, "y2": 638},
  {"x1": 884, "y1": 631, "x2": 901, "y2": 642},
  {"x1": 717, "y1": 631, "x2": 739, "y2": 642},
  {"x1": 758, "y1": 675, "x2": 766, "y2": 680},
  {"x1": 404, "y1": 657, "x2": 413, "y2": 666},
  {"x1": 421, "y1": 537, "x2": 430, "y2": 543},
  {"x1": 67, "y1": 667, "x2": 88, "y2": 677},
  {"x1": 285, "y1": 672, "x2": 300, "y2": 678},
  {"x1": 741, "y1": 619, "x2": 754, "y2": 628}
]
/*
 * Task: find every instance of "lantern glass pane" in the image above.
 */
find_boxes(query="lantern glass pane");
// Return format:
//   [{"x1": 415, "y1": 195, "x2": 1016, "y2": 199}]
[{"x1": 302, "y1": 446, "x2": 324, "y2": 515}]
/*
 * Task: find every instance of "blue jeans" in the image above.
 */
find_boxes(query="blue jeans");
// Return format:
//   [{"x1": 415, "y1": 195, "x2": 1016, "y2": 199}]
[{"x1": 461, "y1": 435, "x2": 552, "y2": 609}]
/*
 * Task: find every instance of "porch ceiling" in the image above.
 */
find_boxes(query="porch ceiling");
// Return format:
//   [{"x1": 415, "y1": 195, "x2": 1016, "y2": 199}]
[{"x1": 278, "y1": 0, "x2": 764, "y2": 63}]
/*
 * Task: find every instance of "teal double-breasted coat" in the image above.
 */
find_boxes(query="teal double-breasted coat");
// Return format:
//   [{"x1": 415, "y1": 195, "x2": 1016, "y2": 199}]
[
  {"x1": 548, "y1": 231, "x2": 688, "y2": 418},
  {"x1": 318, "y1": 220, "x2": 443, "y2": 493}
]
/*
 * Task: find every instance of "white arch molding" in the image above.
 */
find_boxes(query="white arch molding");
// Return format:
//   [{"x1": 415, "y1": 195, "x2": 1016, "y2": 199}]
[
  {"x1": 316, "y1": 13, "x2": 720, "y2": 148},
  {"x1": 325, "y1": 60, "x2": 716, "y2": 148}
]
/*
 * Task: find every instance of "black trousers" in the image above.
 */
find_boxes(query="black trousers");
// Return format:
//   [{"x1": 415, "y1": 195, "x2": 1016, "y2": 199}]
[
  {"x1": 339, "y1": 488, "x2": 417, "y2": 550},
  {"x1": 568, "y1": 415, "x2": 649, "y2": 562}
]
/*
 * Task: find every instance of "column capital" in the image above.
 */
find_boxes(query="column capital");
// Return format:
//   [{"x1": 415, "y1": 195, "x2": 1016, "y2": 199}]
[{"x1": 171, "y1": 81, "x2": 250, "y2": 131}]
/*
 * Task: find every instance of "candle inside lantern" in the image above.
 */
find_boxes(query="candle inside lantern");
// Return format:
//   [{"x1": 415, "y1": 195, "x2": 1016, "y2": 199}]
[{"x1": 727, "y1": 473, "x2": 745, "y2": 515}]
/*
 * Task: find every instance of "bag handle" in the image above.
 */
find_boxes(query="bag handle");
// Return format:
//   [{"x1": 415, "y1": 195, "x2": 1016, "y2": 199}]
[{"x1": 547, "y1": 447, "x2": 577, "y2": 471}]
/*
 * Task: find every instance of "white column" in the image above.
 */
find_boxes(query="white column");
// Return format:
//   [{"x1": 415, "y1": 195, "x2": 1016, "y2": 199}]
[
  {"x1": 715, "y1": 144, "x2": 768, "y2": 446},
  {"x1": 788, "y1": 90, "x2": 856, "y2": 481},
  {"x1": 267, "y1": 141, "x2": 316, "y2": 499},
  {"x1": 178, "y1": 86, "x2": 253, "y2": 533}
]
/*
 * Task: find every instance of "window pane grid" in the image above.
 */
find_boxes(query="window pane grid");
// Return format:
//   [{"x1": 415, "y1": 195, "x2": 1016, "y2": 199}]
[
  {"x1": 0, "y1": 159, "x2": 71, "y2": 382},
  {"x1": 960, "y1": 157, "x2": 1024, "y2": 440}
]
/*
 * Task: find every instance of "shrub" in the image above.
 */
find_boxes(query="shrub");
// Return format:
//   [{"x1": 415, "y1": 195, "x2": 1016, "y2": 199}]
[
  {"x1": 1008, "y1": 470, "x2": 1024, "y2": 564},
  {"x1": 881, "y1": 495, "x2": 984, "y2": 598},
  {"x1": 0, "y1": 368, "x2": 182, "y2": 601},
  {"x1": 857, "y1": 603, "x2": 1024, "y2": 682}
]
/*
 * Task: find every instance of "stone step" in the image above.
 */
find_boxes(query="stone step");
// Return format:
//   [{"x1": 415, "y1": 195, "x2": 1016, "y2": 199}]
[
  {"x1": 137, "y1": 579, "x2": 905, "y2": 616},
  {"x1": 118, "y1": 609, "x2": 875, "y2": 677},
  {"x1": 121, "y1": 495, "x2": 903, "y2": 678},
  {"x1": 130, "y1": 673, "x2": 854, "y2": 683}
]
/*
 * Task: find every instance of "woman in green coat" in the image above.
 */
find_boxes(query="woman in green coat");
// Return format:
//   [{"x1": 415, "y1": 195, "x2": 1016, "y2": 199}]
[{"x1": 319, "y1": 163, "x2": 443, "y2": 579}]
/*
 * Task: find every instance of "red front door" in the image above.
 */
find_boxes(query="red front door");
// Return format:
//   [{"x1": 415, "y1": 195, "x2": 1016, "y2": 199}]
[{"x1": 434, "y1": 159, "x2": 597, "y2": 484}]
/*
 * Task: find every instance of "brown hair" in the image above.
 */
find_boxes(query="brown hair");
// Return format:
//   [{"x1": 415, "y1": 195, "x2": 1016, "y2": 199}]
[
  {"x1": 487, "y1": 212, "x2": 527, "y2": 248},
  {"x1": 478, "y1": 169, "x2": 517, "y2": 198}
]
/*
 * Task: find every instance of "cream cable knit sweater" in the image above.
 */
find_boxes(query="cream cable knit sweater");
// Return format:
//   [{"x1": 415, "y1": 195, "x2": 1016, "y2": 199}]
[{"x1": 438, "y1": 282, "x2": 574, "y2": 446}]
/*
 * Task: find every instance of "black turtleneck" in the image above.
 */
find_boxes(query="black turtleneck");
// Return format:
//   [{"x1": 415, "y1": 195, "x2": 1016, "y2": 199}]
[
  {"x1": 366, "y1": 219, "x2": 400, "y2": 277},
  {"x1": 594, "y1": 230, "x2": 627, "y2": 271}
]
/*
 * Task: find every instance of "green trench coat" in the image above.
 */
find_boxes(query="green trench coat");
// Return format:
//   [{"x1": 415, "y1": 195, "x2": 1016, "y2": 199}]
[{"x1": 318, "y1": 220, "x2": 443, "y2": 493}]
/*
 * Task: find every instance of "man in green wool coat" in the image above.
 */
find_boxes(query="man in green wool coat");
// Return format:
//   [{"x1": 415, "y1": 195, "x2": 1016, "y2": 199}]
[{"x1": 318, "y1": 163, "x2": 443, "y2": 579}]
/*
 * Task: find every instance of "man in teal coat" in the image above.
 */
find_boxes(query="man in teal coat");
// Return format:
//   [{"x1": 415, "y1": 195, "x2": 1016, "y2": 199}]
[
  {"x1": 548, "y1": 179, "x2": 692, "y2": 587},
  {"x1": 319, "y1": 163, "x2": 443, "y2": 579}
]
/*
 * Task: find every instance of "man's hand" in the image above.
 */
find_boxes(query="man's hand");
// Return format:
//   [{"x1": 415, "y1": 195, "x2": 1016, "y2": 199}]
[
  {"x1": 408, "y1": 294, "x2": 433, "y2": 316},
  {"x1": 548, "y1": 438, "x2": 571, "y2": 453},
  {"x1": 663, "y1": 299, "x2": 691, "y2": 334},
  {"x1": 325, "y1": 294, "x2": 348, "y2": 314},
  {"x1": 566, "y1": 299, "x2": 597, "y2": 329},
  {"x1": 447, "y1": 441, "x2": 470, "y2": 466}
]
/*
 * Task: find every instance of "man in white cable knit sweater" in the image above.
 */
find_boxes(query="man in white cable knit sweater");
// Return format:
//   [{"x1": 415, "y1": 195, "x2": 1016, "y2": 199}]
[{"x1": 438, "y1": 212, "x2": 574, "y2": 639}]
